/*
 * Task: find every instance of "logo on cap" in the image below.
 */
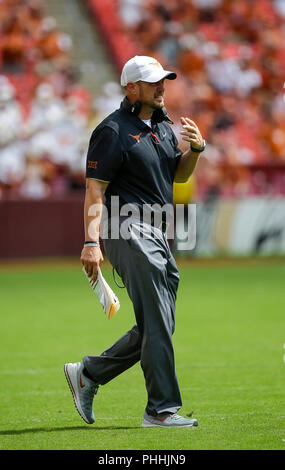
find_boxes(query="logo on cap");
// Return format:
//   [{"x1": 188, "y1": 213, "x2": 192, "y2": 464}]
[{"x1": 148, "y1": 60, "x2": 162, "y2": 69}]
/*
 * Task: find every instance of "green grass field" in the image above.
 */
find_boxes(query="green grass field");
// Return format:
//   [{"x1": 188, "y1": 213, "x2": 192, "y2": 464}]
[{"x1": 0, "y1": 258, "x2": 284, "y2": 450}]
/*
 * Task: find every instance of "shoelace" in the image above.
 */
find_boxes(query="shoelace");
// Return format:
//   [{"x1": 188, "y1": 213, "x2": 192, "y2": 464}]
[
  {"x1": 81, "y1": 383, "x2": 98, "y2": 401},
  {"x1": 89, "y1": 385, "x2": 98, "y2": 399},
  {"x1": 171, "y1": 414, "x2": 182, "y2": 420}
]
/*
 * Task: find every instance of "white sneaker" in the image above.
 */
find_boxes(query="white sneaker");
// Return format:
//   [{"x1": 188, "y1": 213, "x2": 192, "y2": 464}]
[
  {"x1": 83, "y1": 267, "x2": 120, "y2": 319},
  {"x1": 64, "y1": 362, "x2": 98, "y2": 424},
  {"x1": 142, "y1": 412, "x2": 198, "y2": 428}
]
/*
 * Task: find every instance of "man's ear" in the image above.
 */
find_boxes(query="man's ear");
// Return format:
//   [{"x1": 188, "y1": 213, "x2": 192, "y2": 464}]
[{"x1": 126, "y1": 82, "x2": 139, "y2": 96}]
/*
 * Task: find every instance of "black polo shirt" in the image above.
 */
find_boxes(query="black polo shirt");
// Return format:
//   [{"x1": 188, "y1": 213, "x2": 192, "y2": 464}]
[{"x1": 86, "y1": 103, "x2": 182, "y2": 215}]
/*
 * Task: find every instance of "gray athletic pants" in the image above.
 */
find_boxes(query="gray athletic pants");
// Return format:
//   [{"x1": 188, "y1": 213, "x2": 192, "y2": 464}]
[{"x1": 83, "y1": 218, "x2": 182, "y2": 416}]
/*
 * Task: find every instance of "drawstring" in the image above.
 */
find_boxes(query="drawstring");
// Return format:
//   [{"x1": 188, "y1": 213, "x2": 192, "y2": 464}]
[{"x1": 112, "y1": 267, "x2": 125, "y2": 289}]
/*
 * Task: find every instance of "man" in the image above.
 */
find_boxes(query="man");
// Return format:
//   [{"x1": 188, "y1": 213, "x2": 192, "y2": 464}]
[{"x1": 64, "y1": 56, "x2": 206, "y2": 428}]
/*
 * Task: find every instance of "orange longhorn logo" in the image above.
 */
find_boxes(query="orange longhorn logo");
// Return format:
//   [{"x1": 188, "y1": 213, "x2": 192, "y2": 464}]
[
  {"x1": 129, "y1": 133, "x2": 142, "y2": 143},
  {"x1": 148, "y1": 60, "x2": 162, "y2": 68}
]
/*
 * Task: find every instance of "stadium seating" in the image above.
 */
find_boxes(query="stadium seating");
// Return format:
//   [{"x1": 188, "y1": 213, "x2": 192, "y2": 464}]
[
  {"x1": 88, "y1": 0, "x2": 285, "y2": 199},
  {"x1": 0, "y1": 0, "x2": 285, "y2": 201},
  {"x1": 0, "y1": 0, "x2": 91, "y2": 200}
]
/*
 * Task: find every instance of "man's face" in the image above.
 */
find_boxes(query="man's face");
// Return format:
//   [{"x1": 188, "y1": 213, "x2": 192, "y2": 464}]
[{"x1": 136, "y1": 79, "x2": 165, "y2": 110}]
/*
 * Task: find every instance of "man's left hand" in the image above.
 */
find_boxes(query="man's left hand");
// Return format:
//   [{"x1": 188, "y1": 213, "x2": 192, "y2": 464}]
[{"x1": 180, "y1": 117, "x2": 204, "y2": 151}]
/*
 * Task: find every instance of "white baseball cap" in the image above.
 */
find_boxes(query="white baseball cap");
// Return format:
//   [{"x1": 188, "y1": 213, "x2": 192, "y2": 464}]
[{"x1": 120, "y1": 55, "x2": 177, "y2": 86}]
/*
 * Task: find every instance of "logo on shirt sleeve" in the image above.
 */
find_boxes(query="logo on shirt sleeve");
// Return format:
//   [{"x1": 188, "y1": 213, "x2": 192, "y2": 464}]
[{"x1": 88, "y1": 161, "x2": 98, "y2": 169}]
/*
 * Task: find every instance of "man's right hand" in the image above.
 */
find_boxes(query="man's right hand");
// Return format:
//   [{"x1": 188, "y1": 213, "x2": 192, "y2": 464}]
[{"x1": 80, "y1": 245, "x2": 104, "y2": 281}]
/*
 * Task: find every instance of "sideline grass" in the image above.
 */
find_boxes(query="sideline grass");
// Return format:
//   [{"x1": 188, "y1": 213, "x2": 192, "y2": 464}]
[{"x1": 0, "y1": 259, "x2": 284, "y2": 450}]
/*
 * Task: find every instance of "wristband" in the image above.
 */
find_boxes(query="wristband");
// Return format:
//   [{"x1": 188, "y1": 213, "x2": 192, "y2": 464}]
[
  {"x1": 191, "y1": 139, "x2": 206, "y2": 153},
  {"x1": 84, "y1": 241, "x2": 100, "y2": 247}
]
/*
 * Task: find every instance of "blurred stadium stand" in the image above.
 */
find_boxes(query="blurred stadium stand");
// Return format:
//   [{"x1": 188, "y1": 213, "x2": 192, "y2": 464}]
[
  {"x1": 92, "y1": 0, "x2": 285, "y2": 199},
  {"x1": 0, "y1": 0, "x2": 285, "y2": 258}
]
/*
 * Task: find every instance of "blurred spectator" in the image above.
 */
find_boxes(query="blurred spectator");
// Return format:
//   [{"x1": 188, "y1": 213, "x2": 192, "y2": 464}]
[
  {"x1": 28, "y1": 83, "x2": 66, "y2": 132},
  {"x1": 25, "y1": 82, "x2": 89, "y2": 190},
  {"x1": 0, "y1": 76, "x2": 23, "y2": 145},
  {"x1": 19, "y1": 155, "x2": 50, "y2": 199},
  {"x1": 274, "y1": 0, "x2": 285, "y2": 18},
  {"x1": 0, "y1": 77, "x2": 26, "y2": 194},
  {"x1": 34, "y1": 16, "x2": 73, "y2": 68},
  {"x1": 119, "y1": 0, "x2": 144, "y2": 28},
  {"x1": 93, "y1": 81, "x2": 124, "y2": 120}
]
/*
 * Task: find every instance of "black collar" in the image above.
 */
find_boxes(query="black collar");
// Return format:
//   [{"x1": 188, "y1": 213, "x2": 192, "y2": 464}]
[
  {"x1": 120, "y1": 97, "x2": 173, "y2": 125},
  {"x1": 152, "y1": 107, "x2": 173, "y2": 125}
]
